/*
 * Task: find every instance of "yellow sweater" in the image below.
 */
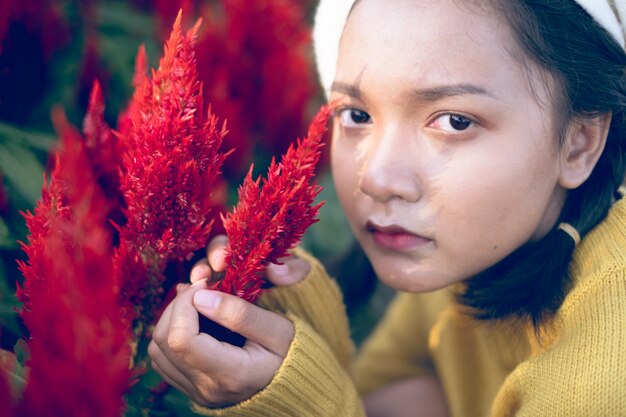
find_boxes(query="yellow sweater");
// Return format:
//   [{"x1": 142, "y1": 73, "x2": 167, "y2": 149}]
[{"x1": 193, "y1": 197, "x2": 626, "y2": 416}]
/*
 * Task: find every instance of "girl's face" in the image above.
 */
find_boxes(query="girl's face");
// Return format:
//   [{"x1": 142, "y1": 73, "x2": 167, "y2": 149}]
[{"x1": 330, "y1": 0, "x2": 568, "y2": 292}]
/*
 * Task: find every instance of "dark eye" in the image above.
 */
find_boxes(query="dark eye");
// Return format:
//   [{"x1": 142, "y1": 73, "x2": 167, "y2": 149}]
[
  {"x1": 429, "y1": 113, "x2": 474, "y2": 132},
  {"x1": 338, "y1": 108, "x2": 372, "y2": 127},
  {"x1": 449, "y1": 115, "x2": 472, "y2": 130}
]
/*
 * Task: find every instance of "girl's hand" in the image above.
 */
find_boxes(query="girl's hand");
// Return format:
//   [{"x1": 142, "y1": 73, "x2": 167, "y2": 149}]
[
  {"x1": 148, "y1": 282, "x2": 294, "y2": 407},
  {"x1": 189, "y1": 234, "x2": 310, "y2": 287}
]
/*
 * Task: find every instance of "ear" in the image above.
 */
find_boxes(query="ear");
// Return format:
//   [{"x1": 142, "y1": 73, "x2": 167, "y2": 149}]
[{"x1": 558, "y1": 113, "x2": 611, "y2": 189}]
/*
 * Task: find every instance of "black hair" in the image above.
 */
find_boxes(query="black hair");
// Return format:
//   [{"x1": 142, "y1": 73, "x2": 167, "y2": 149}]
[{"x1": 458, "y1": 0, "x2": 626, "y2": 329}]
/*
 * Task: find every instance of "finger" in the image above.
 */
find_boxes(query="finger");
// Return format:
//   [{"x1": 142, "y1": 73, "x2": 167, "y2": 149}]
[
  {"x1": 165, "y1": 281, "x2": 242, "y2": 371},
  {"x1": 167, "y1": 281, "x2": 207, "y2": 352},
  {"x1": 206, "y1": 235, "x2": 228, "y2": 272},
  {"x1": 193, "y1": 290, "x2": 294, "y2": 357},
  {"x1": 190, "y1": 258, "x2": 211, "y2": 284},
  {"x1": 266, "y1": 256, "x2": 310, "y2": 286},
  {"x1": 148, "y1": 340, "x2": 196, "y2": 395},
  {"x1": 152, "y1": 298, "x2": 175, "y2": 349},
  {"x1": 152, "y1": 358, "x2": 192, "y2": 395}
]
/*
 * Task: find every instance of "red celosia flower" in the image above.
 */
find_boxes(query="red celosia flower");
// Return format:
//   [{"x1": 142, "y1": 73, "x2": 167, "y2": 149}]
[
  {"x1": 16, "y1": 112, "x2": 130, "y2": 417},
  {"x1": 192, "y1": 0, "x2": 317, "y2": 175},
  {"x1": 16, "y1": 167, "x2": 71, "y2": 312},
  {"x1": 18, "y1": 82, "x2": 125, "y2": 312},
  {"x1": 82, "y1": 80, "x2": 126, "y2": 228},
  {"x1": 0, "y1": 0, "x2": 67, "y2": 56},
  {"x1": 115, "y1": 12, "x2": 228, "y2": 324},
  {"x1": 116, "y1": 44, "x2": 148, "y2": 139},
  {"x1": 77, "y1": 34, "x2": 110, "y2": 116},
  {"x1": 216, "y1": 105, "x2": 332, "y2": 302},
  {"x1": 154, "y1": 0, "x2": 196, "y2": 35},
  {"x1": 16, "y1": 91, "x2": 118, "y2": 309}
]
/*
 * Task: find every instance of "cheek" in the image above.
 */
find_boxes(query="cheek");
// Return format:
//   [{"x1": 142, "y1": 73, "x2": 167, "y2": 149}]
[
  {"x1": 330, "y1": 141, "x2": 360, "y2": 215},
  {"x1": 434, "y1": 139, "x2": 561, "y2": 261}
]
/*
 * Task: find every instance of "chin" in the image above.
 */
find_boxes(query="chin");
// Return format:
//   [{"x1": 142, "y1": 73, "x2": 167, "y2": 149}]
[{"x1": 374, "y1": 264, "x2": 452, "y2": 293}]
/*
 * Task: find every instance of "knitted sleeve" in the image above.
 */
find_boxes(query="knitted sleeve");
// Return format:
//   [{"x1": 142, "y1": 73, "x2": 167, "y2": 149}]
[
  {"x1": 352, "y1": 290, "x2": 444, "y2": 397},
  {"x1": 256, "y1": 247, "x2": 355, "y2": 369},
  {"x1": 492, "y1": 266, "x2": 626, "y2": 417}
]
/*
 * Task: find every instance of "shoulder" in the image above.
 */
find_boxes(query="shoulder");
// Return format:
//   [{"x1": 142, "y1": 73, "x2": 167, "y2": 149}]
[
  {"x1": 558, "y1": 197, "x2": 626, "y2": 346},
  {"x1": 492, "y1": 269, "x2": 626, "y2": 417},
  {"x1": 492, "y1": 200, "x2": 626, "y2": 417},
  {"x1": 568, "y1": 196, "x2": 626, "y2": 281},
  {"x1": 558, "y1": 196, "x2": 626, "y2": 348}
]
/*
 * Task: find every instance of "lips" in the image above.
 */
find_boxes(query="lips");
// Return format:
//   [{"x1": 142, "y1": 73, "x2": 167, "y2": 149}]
[{"x1": 365, "y1": 221, "x2": 431, "y2": 251}]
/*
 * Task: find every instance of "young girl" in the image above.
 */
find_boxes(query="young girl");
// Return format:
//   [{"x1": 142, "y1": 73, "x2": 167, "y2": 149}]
[{"x1": 147, "y1": 0, "x2": 626, "y2": 415}]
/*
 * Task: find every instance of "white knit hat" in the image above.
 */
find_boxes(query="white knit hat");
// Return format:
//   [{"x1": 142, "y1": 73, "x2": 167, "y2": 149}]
[
  {"x1": 313, "y1": 0, "x2": 626, "y2": 97},
  {"x1": 576, "y1": 0, "x2": 626, "y2": 47}
]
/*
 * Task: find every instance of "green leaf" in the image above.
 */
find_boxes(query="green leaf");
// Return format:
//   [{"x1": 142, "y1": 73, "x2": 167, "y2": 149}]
[
  {"x1": 0, "y1": 142, "x2": 45, "y2": 206},
  {"x1": 12, "y1": 340, "x2": 29, "y2": 369},
  {"x1": 96, "y1": 2, "x2": 155, "y2": 38},
  {"x1": 122, "y1": 404, "x2": 142, "y2": 417},
  {"x1": 0, "y1": 257, "x2": 21, "y2": 338},
  {"x1": 93, "y1": 2, "x2": 159, "y2": 121},
  {"x1": 0, "y1": 301, "x2": 21, "y2": 338},
  {"x1": 163, "y1": 389, "x2": 200, "y2": 416},
  {"x1": 0, "y1": 122, "x2": 56, "y2": 151},
  {"x1": 0, "y1": 218, "x2": 17, "y2": 250},
  {"x1": 0, "y1": 348, "x2": 27, "y2": 400}
]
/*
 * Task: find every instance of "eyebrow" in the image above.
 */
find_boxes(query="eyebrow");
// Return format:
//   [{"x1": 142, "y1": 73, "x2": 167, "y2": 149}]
[
  {"x1": 330, "y1": 81, "x2": 496, "y2": 101},
  {"x1": 331, "y1": 81, "x2": 364, "y2": 100},
  {"x1": 414, "y1": 83, "x2": 496, "y2": 101}
]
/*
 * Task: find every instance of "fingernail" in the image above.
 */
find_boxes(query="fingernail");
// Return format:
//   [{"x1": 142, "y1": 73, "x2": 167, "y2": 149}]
[
  {"x1": 271, "y1": 263, "x2": 290, "y2": 276},
  {"x1": 191, "y1": 264, "x2": 210, "y2": 279},
  {"x1": 209, "y1": 252, "x2": 224, "y2": 270},
  {"x1": 191, "y1": 279, "x2": 207, "y2": 288},
  {"x1": 194, "y1": 291, "x2": 220, "y2": 311}
]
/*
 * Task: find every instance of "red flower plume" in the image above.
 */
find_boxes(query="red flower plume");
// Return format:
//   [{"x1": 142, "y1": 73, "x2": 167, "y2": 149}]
[
  {"x1": 116, "y1": 44, "x2": 147, "y2": 139},
  {"x1": 193, "y1": 0, "x2": 317, "y2": 175},
  {"x1": 115, "y1": 11, "x2": 228, "y2": 323},
  {"x1": 82, "y1": 80, "x2": 126, "y2": 227},
  {"x1": 16, "y1": 165, "x2": 71, "y2": 312},
  {"x1": 16, "y1": 112, "x2": 130, "y2": 417},
  {"x1": 216, "y1": 105, "x2": 332, "y2": 302}
]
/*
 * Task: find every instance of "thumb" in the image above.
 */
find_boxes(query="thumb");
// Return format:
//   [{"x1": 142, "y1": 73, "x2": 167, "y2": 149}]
[{"x1": 265, "y1": 256, "x2": 310, "y2": 286}]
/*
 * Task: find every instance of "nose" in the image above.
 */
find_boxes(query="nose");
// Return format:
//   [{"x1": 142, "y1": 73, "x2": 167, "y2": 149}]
[{"x1": 358, "y1": 130, "x2": 421, "y2": 203}]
